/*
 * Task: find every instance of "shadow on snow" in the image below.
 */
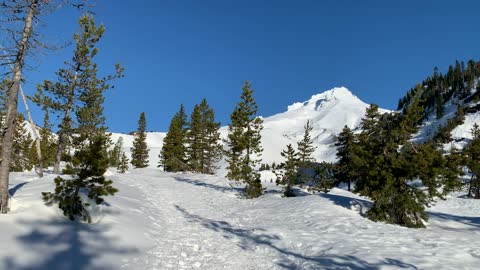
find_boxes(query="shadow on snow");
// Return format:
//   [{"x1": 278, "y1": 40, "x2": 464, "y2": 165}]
[
  {"x1": 8, "y1": 182, "x2": 29, "y2": 197},
  {"x1": 2, "y1": 218, "x2": 137, "y2": 270},
  {"x1": 174, "y1": 205, "x2": 417, "y2": 269},
  {"x1": 428, "y1": 211, "x2": 480, "y2": 231},
  {"x1": 173, "y1": 176, "x2": 244, "y2": 194}
]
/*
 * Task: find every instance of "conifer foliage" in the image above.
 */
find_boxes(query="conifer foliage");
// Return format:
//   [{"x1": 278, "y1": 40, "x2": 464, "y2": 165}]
[
  {"x1": 297, "y1": 120, "x2": 316, "y2": 165},
  {"x1": 0, "y1": 80, "x2": 36, "y2": 172},
  {"x1": 276, "y1": 144, "x2": 298, "y2": 197},
  {"x1": 335, "y1": 104, "x2": 462, "y2": 228},
  {"x1": 41, "y1": 15, "x2": 121, "y2": 223},
  {"x1": 465, "y1": 124, "x2": 480, "y2": 198},
  {"x1": 131, "y1": 112, "x2": 149, "y2": 168},
  {"x1": 186, "y1": 99, "x2": 222, "y2": 174},
  {"x1": 160, "y1": 105, "x2": 188, "y2": 172},
  {"x1": 334, "y1": 125, "x2": 358, "y2": 191},
  {"x1": 225, "y1": 81, "x2": 264, "y2": 198},
  {"x1": 117, "y1": 151, "x2": 129, "y2": 174}
]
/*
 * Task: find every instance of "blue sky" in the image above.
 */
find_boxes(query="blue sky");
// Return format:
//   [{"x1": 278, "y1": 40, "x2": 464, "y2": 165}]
[{"x1": 20, "y1": 0, "x2": 480, "y2": 133}]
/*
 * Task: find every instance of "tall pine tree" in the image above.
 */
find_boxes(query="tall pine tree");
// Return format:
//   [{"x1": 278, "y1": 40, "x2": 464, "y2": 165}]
[
  {"x1": 42, "y1": 14, "x2": 120, "y2": 223},
  {"x1": 225, "y1": 81, "x2": 264, "y2": 198},
  {"x1": 334, "y1": 125, "x2": 360, "y2": 191},
  {"x1": 186, "y1": 99, "x2": 222, "y2": 174},
  {"x1": 160, "y1": 105, "x2": 188, "y2": 172},
  {"x1": 131, "y1": 112, "x2": 149, "y2": 168}
]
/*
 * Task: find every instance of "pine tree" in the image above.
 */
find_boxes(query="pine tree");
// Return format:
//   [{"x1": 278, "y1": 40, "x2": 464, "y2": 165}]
[
  {"x1": 131, "y1": 112, "x2": 149, "y2": 168},
  {"x1": 42, "y1": 15, "x2": 120, "y2": 223},
  {"x1": 297, "y1": 120, "x2": 317, "y2": 185},
  {"x1": 186, "y1": 99, "x2": 222, "y2": 174},
  {"x1": 31, "y1": 13, "x2": 124, "y2": 174},
  {"x1": 160, "y1": 105, "x2": 189, "y2": 172},
  {"x1": 297, "y1": 120, "x2": 316, "y2": 165},
  {"x1": 352, "y1": 105, "x2": 459, "y2": 228},
  {"x1": 187, "y1": 104, "x2": 202, "y2": 172},
  {"x1": 466, "y1": 124, "x2": 480, "y2": 198},
  {"x1": 0, "y1": 81, "x2": 35, "y2": 172},
  {"x1": 436, "y1": 94, "x2": 445, "y2": 119},
  {"x1": 334, "y1": 125, "x2": 359, "y2": 191},
  {"x1": 276, "y1": 144, "x2": 298, "y2": 197},
  {"x1": 117, "y1": 151, "x2": 129, "y2": 174},
  {"x1": 310, "y1": 162, "x2": 336, "y2": 193},
  {"x1": 109, "y1": 137, "x2": 123, "y2": 167},
  {"x1": 10, "y1": 113, "x2": 35, "y2": 172},
  {"x1": 38, "y1": 106, "x2": 56, "y2": 167},
  {"x1": 225, "y1": 81, "x2": 264, "y2": 198}
]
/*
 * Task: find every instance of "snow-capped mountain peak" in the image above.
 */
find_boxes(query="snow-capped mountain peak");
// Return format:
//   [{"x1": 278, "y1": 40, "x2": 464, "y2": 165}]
[
  {"x1": 286, "y1": 87, "x2": 361, "y2": 112},
  {"x1": 112, "y1": 87, "x2": 382, "y2": 167}
]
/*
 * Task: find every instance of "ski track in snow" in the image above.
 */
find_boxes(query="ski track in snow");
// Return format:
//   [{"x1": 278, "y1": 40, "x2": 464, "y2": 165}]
[{"x1": 2, "y1": 169, "x2": 480, "y2": 270}]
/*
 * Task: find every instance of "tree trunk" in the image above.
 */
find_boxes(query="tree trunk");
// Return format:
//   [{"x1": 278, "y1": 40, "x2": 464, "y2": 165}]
[
  {"x1": 53, "y1": 71, "x2": 78, "y2": 174},
  {"x1": 19, "y1": 85, "x2": 43, "y2": 177},
  {"x1": 0, "y1": 0, "x2": 38, "y2": 213}
]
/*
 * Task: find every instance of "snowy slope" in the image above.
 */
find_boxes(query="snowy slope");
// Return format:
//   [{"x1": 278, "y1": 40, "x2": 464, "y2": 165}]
[
  {"x1": 411, "y1": 96, "x2": 480, "y2": 151},
  {"x1": 252, "y1": 87, "x2": 378, "y2": 163},
  {"x1": 2, "y1": 169, "x2": 480, "y2": 269},
  {"x1": 113, "y1": 87, "x2": 381, "y2": 168}
]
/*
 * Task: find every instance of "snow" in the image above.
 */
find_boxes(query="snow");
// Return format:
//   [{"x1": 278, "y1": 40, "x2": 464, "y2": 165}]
[{"x1": 1, "y1": 169, "x2": 480, "y2": 269}]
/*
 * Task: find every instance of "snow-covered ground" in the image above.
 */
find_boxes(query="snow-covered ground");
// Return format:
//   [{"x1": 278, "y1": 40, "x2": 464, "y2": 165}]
[{"x1": 1, "y1": 169, "x2": 479, "y2": 269}]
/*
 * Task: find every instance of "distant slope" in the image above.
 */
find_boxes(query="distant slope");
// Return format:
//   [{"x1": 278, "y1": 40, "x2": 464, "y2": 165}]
[{"x1": 112, "y1": 87, "x2": 384, "y2": 169}]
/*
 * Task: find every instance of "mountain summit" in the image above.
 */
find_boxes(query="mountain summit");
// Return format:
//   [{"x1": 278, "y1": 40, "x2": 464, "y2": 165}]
[{"x1": 260, "y1": 87, "x2": 374, "y2": 163}]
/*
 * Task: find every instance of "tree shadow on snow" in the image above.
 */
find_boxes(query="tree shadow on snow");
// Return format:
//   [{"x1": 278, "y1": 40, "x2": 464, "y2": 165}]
[
  {"x1": 317, "y1": 192, "x2": 372, "y2": 216},
  {"x1": 2, "y1": 218, "x2": 137, "y2": 270},
  {"x1": 428, "y1": 212, "x2": 480, "y2": 231},
  {"x1": 8, "y1": 182, "x2": 28, "y2": 196},
  {"x1": 174, "y1": 205, "x2": 417, "y2": 269},
  {"x1": 173, "y1": 176, "x2": 243, "y2": 194}
]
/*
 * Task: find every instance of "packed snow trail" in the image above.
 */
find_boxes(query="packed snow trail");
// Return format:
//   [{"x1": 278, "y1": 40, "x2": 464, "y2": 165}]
[
  {"x1": 117, "y1": 169, "x2": 480, "y2": 269},
  {"x1": 1, "y1": 170, "x2": 480, "y2": 269}
]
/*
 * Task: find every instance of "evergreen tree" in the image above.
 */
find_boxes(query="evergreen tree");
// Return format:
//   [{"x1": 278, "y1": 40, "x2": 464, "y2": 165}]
[
  {"x1": 310, "y1": 162, "x2": 336, "y2": 193},
  {"x1": 109, "y1": 137, "x2": 123, "y2": 167},
  {"x1": 42, "y1": 15, "x2": 120, "y2": 223},
  {"x1": 160, "y1": 105, "x2": 188, "y2": 172},
  {"x1": 225, "y1": 81, "x2": 264, "y2": 198},
  {"x1": 353, "y1": 105, "x2": 459, "y2": 228},
  {"x1": 436, "y1": 94, "x2": 445, "y2": 119},
  {"x1": 131, "y1": 112, "x2": 149, "y2": 168},
  {"x1": 186, "y1": 99, "x2": 222, "y2": 174},
  {"x1": 10, "y1": 113, "x2": 35, "y2": 172},
  {"x1": 31, "y1": 15, "x2": 124, "y2": 175},
  {"x1": 0, "y1": 81, "x2": 35, "y2": 172},
  {"x1": 297, "y1": 120, "x2": 316, "y2": 164},
  {"x1": 297, "y1": 120, "x2": 317, "y2": 185},
  {"x1": 276, "y1": 144, "x2": 299, "y2": 197},
  {"x1": 466, "y1": 124, "x2": 480, "y2": 198},
  {"x1": 117, "y1": 151, "x2": 129, "y2": 174},
  {"x1": 334, "y1": 125, "x2": 360, "y2": 191},
  {"x1": 38, "y1": 106, "x2": 56, "y2": 167}
]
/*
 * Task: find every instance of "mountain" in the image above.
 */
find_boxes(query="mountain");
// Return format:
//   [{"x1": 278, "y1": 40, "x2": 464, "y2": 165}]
[{"x1": 111, "y1": 87, "x2": 384, "y2": 169}]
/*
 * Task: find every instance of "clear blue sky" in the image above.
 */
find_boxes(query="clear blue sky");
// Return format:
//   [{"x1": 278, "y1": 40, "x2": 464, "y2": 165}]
[{"x1": 21, "y1": 0, "x2": 480, "y2": 133}]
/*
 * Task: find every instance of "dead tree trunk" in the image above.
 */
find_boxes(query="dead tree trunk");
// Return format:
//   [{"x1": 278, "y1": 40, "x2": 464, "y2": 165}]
[
  {"x1": 19, "y1": 85, "x2": 43, "y2": 177},
  {"x1": 0, "y1": 0, "x2": 38, "y2": 213}
]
